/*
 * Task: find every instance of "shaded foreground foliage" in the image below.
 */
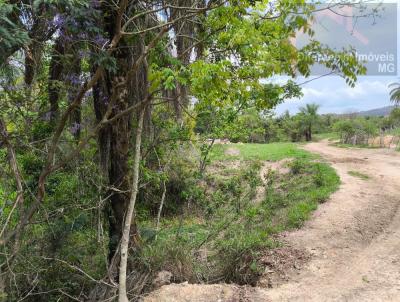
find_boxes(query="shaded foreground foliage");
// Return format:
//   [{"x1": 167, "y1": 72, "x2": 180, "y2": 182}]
[{"x1": 0, "y1": 0, "x2": 367, "y2": 301}]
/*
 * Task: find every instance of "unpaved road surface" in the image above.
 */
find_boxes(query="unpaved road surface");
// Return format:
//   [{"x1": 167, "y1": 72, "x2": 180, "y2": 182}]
[
  {"x1": 144, "y1": 141, "x2": 400, "y2": 302},
  {"x1": 264, "y1": 140, "x2": 400, "y2": 301}
]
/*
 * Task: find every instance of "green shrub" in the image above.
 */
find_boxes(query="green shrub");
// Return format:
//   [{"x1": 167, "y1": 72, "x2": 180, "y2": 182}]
[{"x1": 289, "y1": 158, "x2": 306, "y2": 174}]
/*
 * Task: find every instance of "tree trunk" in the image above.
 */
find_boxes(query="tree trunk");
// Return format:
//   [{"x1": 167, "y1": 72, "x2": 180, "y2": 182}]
[
  {"x1": 171, "y1": 0, "x2": 195, "y2": 124},
  {"x1": 108, "y1": 75, "x2": 137, "y2": 260},
  {"x1": 93, "y1": 1, "x2": 148, "y2": 265},
  {"x1": 24, "y1": 45, "x2": 36, "y2": 86},
  {"x1": 305, "y1": 128, "x2": 311, "y2": 141}
]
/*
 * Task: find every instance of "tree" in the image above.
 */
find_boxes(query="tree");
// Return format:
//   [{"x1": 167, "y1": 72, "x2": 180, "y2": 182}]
[
  {"x1": 389, "y1": 107, "x2": 400, "y2": 127},
  {"x1": 333, "y1": 118, "x2": 378, "y2": 145},
  {"x1": 0, "y1": 1, "x2": 369, "y2": 300},
  {"x1": 333, "y1": 119, "x2": 356, "y2": 143},
  {"x1": 299, "y1": 103, "x2": 321, "y2": 141},
  {"x1": 389, "y1": 82, "x2": 400, "y2": 104}
]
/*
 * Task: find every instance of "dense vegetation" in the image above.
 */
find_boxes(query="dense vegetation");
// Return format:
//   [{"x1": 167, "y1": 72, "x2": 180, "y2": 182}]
[
  {"x1": 201, "y1": 105, "x2": 400, "y2": 147},
  {"x1": 0, "y1": 1, "x2": 373, "y2": 301}
]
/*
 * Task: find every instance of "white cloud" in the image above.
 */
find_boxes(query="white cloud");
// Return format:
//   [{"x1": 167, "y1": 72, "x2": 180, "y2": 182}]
[
  {"x1": 302, "y1": 87, "x2": 325, "y2": 98},
  {"x1": 338, "y1": 80, "x2": 389, "y2": 99}
]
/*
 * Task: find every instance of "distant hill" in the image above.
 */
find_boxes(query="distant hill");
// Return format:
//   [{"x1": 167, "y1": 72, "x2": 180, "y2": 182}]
[
  {"x1": 330, "y1": 106, "x2": 396, "y2": 117},
  {"x1": 356, "y1": 106, "x2": 395, "y2": 117}
]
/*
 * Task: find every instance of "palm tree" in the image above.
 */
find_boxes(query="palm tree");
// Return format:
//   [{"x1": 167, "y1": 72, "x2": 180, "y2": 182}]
[
  {"x1": 389, "y1": 82, "x2": 400, "y2": 105},
  {"x1": 299, "y1": 103, "x2": 320, "y2": 141}
]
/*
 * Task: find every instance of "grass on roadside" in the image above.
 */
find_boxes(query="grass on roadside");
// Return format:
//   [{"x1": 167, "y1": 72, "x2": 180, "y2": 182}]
[
  {"x1": 348, "y1": 170, "x2": 370, "y2": 180},
  {"x1": 264, "y1": 159, "x2": 340, "y2": 230}
]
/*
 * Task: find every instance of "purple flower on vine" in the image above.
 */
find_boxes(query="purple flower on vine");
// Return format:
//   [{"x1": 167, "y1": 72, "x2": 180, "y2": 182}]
[
  {"x1": 94, "y1": 34, "x2": 109, "y2": 47},
  {"x1": 65, "y1": 74, "x2": 81, "y2": 86},
  {"x1": 53, "y1": 13, "x2": 65, "y2": 28}
]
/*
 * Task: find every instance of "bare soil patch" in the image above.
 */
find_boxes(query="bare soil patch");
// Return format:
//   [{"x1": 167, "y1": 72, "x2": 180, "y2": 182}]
[{"x1": 256, "y1": 245, "x2": 311, "y2": 289}]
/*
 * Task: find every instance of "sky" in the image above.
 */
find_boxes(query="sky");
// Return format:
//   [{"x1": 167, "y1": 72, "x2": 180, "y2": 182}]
[
  {"x1": 274, "y1": 75, "x2": 397, "y2": 115},
  {"x1": 274, "y1": 1, "x2": 399, "y2": 115}
]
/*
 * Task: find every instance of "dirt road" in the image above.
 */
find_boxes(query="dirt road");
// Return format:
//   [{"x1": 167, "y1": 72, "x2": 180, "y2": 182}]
[
  {"x1": 144, "y1": 140, "x2": 400, "y2": 302},
  {"x1": 264, "y1": 140, "x2": 400, "y2": 302}
]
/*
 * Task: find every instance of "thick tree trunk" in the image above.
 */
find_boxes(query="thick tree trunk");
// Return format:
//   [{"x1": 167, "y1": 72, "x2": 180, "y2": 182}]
[
  {"x1": 93, "y1": 2, "x2": 149, "y2": 265},
  {"x1": 108, "y1": 75, "x2": 136, "y2": 260},
  {"x1": 305, "y1": 126, "x2": 312, "y2": 141}
]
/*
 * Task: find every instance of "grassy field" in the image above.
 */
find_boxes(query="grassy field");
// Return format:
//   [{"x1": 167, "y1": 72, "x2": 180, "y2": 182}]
[{"x1": 210, "y1": 142, "x2": 314, "y2": 161}]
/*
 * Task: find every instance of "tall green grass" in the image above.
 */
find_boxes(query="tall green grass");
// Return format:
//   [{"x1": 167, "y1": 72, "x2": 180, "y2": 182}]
[{"x1": 210, "y1": 142, "x2": 313, "y2": 161}]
